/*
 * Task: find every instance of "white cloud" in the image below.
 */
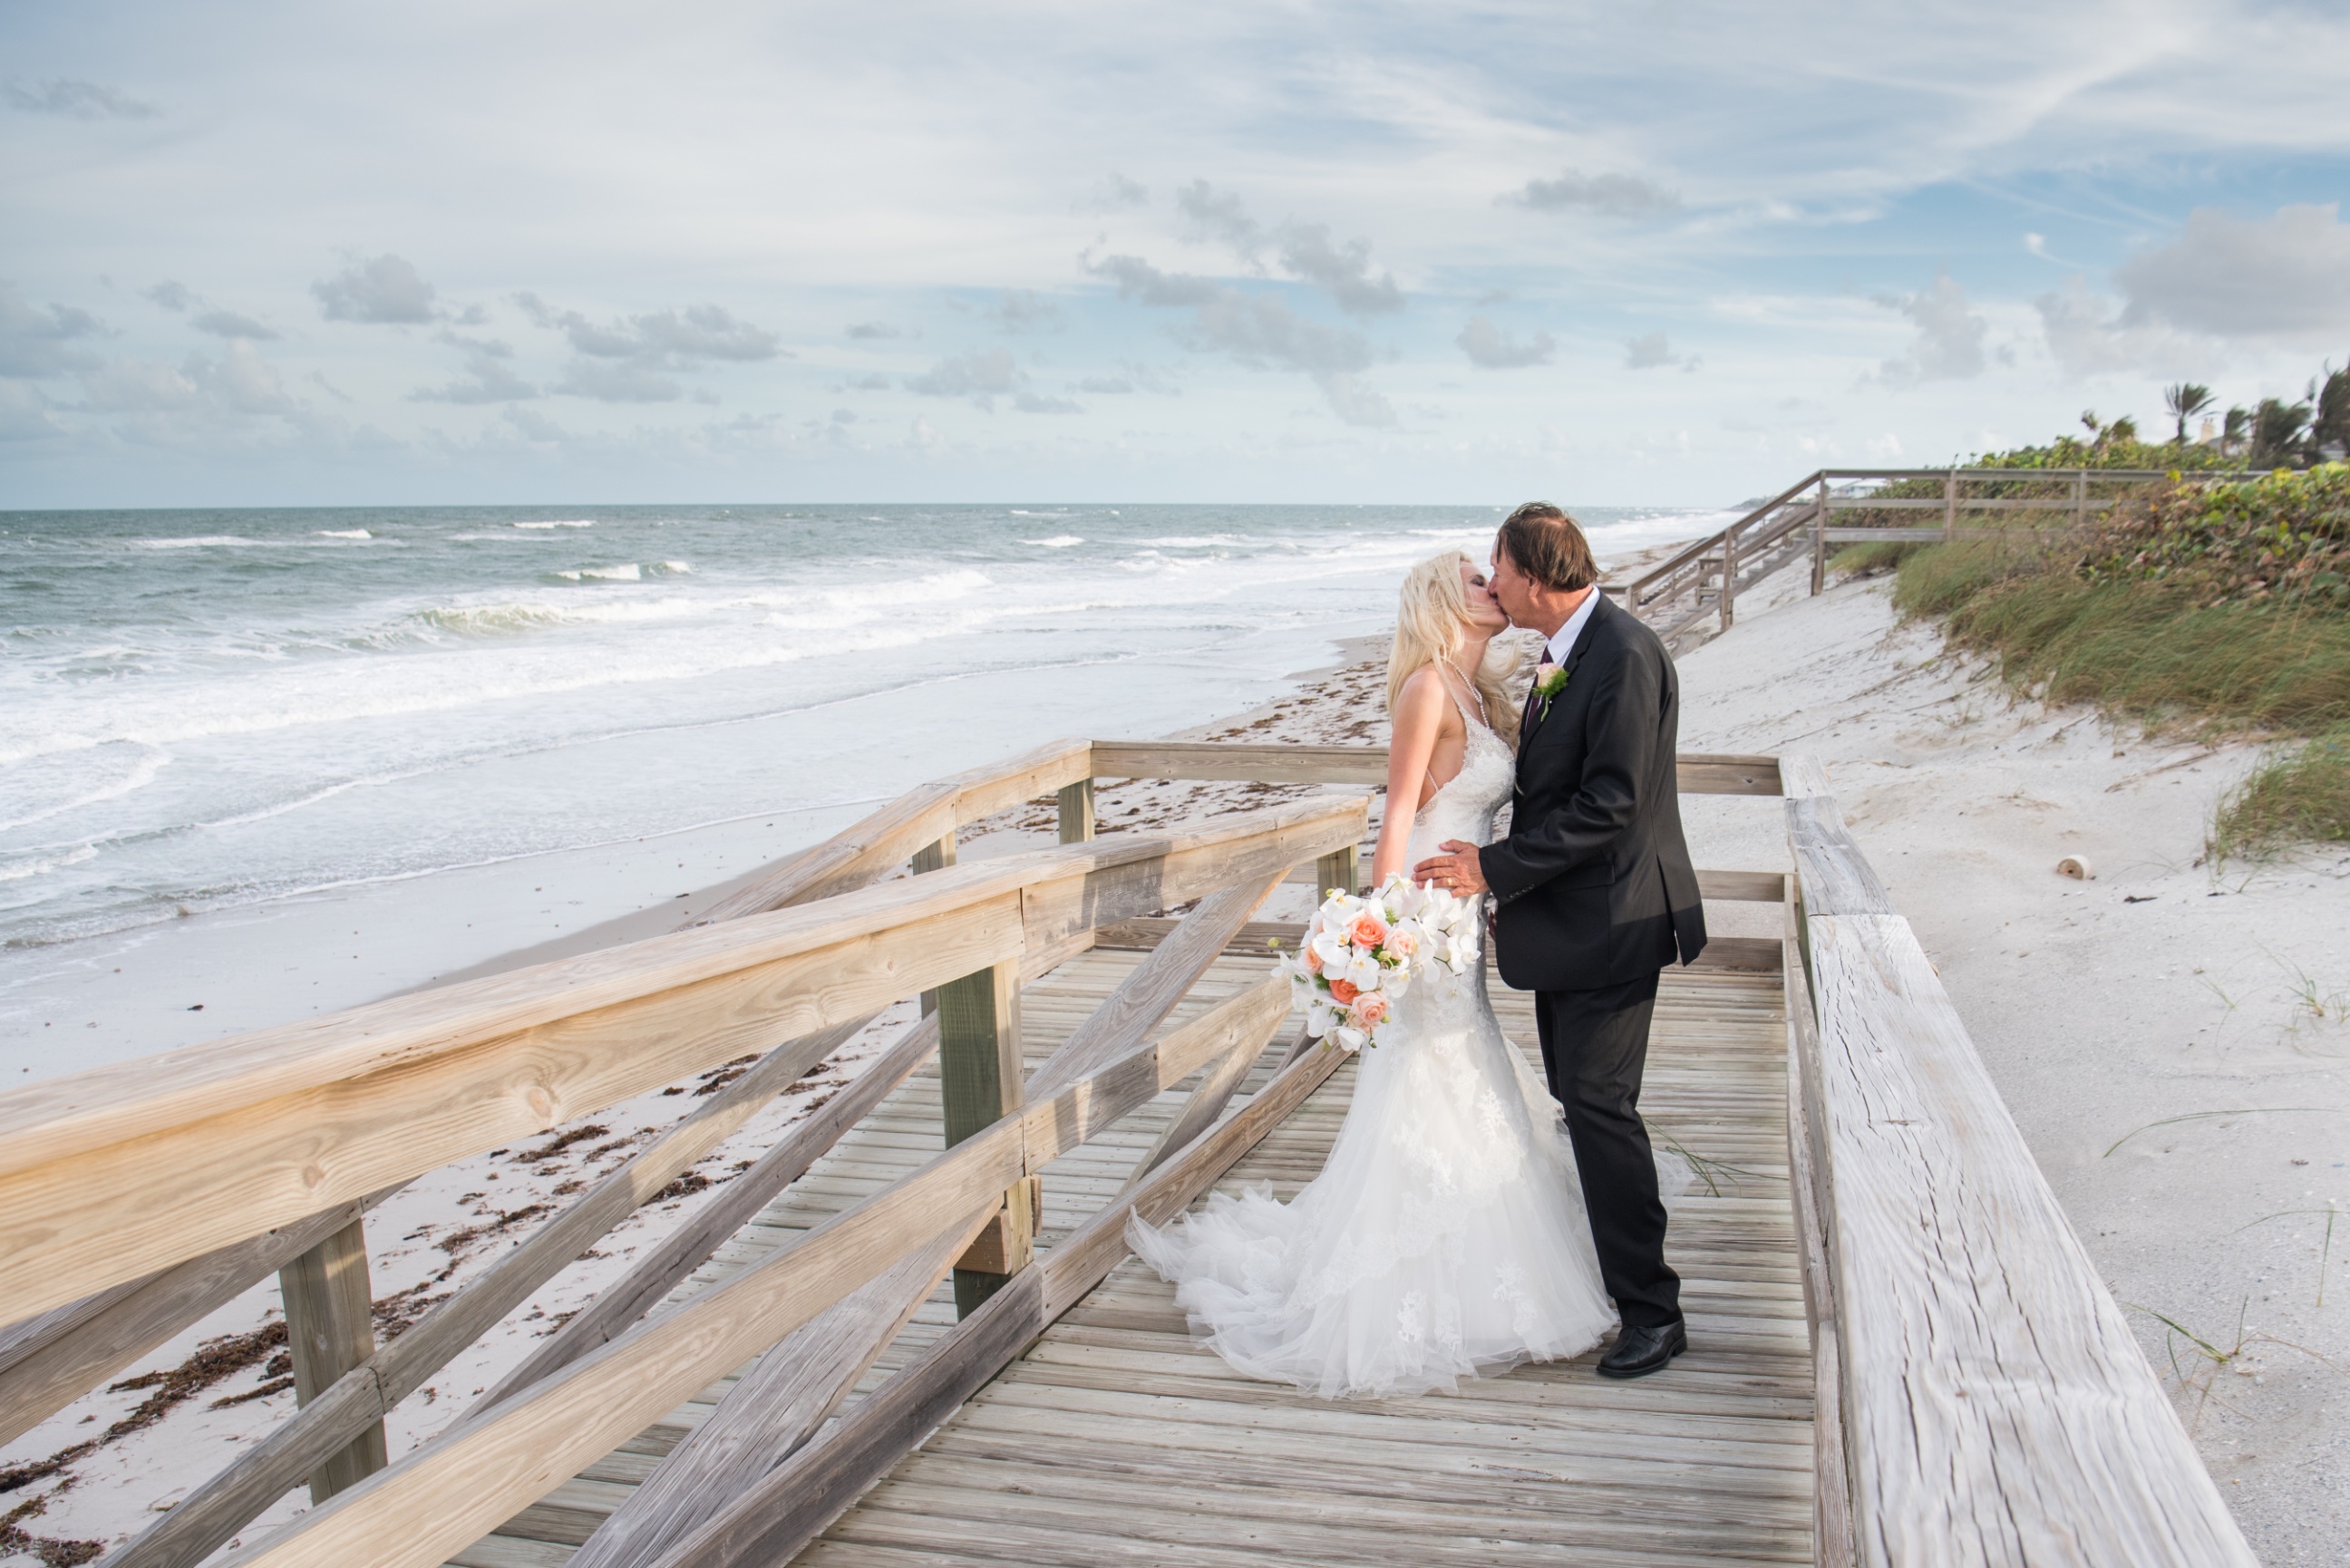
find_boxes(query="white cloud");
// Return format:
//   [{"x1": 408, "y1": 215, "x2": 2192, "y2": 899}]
[
  {"x1": 5, "y1": 78, "x2": 159, "y2": 120},
  {"x1": 79, "y1": 358, "x2": 200, "y2": 412},
  {"x1": 904, "y1": 347, "x2": 1078, "y2": 413},
  {"x1": 1174, "y1": 180, "x2": 1264, "y2": 259},
  {"x1": 2033, "y1": 276, "x2": 2209, "y2": 380},
  {"x1": 1624, "y1": 332, "x2": 1675, "y2": 370},
  {"x1": 1458, "y1": 316, "x2": 1555, "y2": 369},
  {"x1": 189, "y1": 308, "x2": 277, "y2": 341},
  {"x1": 1274, "y1": 225, "x2": 1403, "y2": 317},
  {"x1": 906, "y1": 347, "x2": 1021, "y2": 407},
  {"x1": 1501, "y1": 169, "x2": 1680, "y2": 219},
  {"x1": 77, "y1": 341, "x2": 292, "y2": 418},
  {"x1": 986, "y1": 289, "x2": 1063, "y2": 333},
  {"x1": 1076, "y1": 172, "x2": 1149, "y2": 213},
  {"x1": 2115, "y1": 202, "x2": 2350, "y2": 336},
  {"x1": 845, "y1": 320, "x2": 901, "y2": 339},
  {"x1": 314, "y1": 255, "x2": 439, "y2": 324},
  {"x1": 187, "y1": 339, "x2": 293, "y2": 414},
  {"x1": 1874, "y1": 272, "x2": 1986, "y2": 386},
  {"x1": 1085, "y1": 253, "x2": 1219, "y2": 308},
  {"x1": 0, "y1": 286, "x2": 104, "y2": 378},
  {"x1": 414, "y1": 340, "x2": 537, "y2": 403},
  {"x1": 0, "y1": 381, "x2": 62, "y2": 440},
  {"x1": 1168, "y1": 184, "x2": 1403, "y2": 315},
  {"x1": 517, "y1": 295, "x2": 784, "y2": 401},
  {"x1": 1088, "y1": 251, "x2": 1393, "y2": 423},
  {"x1": 557, "y1": 359, "x2": 682, "y2": 402}
]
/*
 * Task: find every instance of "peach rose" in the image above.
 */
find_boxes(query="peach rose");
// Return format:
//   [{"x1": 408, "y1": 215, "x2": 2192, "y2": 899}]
[
  {"x1": 1384, "y1": 927, "x2": 1419, "y2": 960},
  {"x1": 1327, "y1": 978, "x2": 1361, "y2": 1005},
  {"x1": 1349, "y1": 992, "x2": 1390, "y2": 1030},
  {"x1": 1305, "y1": 945, "x2": 1324, "y2": 974},
  {"x1": 1348, "y1": 912, "x2": 1388, "y2": 949}
]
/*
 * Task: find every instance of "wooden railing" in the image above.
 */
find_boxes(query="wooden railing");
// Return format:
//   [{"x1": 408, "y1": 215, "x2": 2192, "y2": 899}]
[
  {"x1": 1778, "y1": 754, "x2": 2256, "y2": 1567},
  {"x1": 0, "y1": 737, "x2": 2255, "y2": 1568},
  {"x1": 1608, "y1": 466, "x2": 2255, "y2": 653}
]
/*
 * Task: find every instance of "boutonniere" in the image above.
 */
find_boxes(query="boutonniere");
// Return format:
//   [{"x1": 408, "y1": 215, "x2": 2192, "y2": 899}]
[{"x1": 1533, "y1": 663, "x2": 1571, "y2": 721}]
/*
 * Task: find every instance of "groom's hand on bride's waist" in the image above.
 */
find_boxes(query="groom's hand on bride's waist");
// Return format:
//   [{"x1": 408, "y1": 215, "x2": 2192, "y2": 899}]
[{"x1": 1411, "y1": 840, "x2": 1489, "y2": 897}]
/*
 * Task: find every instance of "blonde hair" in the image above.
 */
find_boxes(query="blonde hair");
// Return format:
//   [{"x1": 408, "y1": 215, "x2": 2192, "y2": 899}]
[{"x1": 1386, "y1": 551, "x2": 1519, "y2": 748}]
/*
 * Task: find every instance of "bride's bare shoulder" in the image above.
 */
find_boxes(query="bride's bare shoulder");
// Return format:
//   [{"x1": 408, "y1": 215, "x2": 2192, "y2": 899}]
[{"x1": 1392, "y1": 665, "x2": 1457, "y2": 723}]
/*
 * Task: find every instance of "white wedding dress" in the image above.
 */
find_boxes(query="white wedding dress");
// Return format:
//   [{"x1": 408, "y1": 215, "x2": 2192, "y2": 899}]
[{"x1": 1127, "y1": 687, "x2": 1619, "y2": 1399}]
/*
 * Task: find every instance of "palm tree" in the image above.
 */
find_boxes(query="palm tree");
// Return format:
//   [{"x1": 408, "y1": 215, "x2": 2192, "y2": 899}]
[
  {"x1": 2248, "y1": 398, "x2": 2311, "y2": 469},
  {"x1": 2162, "y1": 382, "x2": 2214, "y2": 445},
  {"x1": 2222, "y1": 407, "x2": 2251, "y2": 456}
]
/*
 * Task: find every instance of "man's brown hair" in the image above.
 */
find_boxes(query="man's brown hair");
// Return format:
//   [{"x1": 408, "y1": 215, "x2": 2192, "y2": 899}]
[{"x1": 1495, "y1": 501, "x2": 1597, "y2": 592}]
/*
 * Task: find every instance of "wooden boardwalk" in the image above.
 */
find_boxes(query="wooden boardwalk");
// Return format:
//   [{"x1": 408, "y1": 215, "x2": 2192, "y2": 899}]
[{"x1": 453, "y1": 949, "x2": 1811, "y2": 1568}]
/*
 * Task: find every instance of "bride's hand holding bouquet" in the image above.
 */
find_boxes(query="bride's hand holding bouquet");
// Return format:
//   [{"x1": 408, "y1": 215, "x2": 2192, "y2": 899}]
[{"x1": 1280, "y1": 872, "x2": 1481, "y2": 1051}]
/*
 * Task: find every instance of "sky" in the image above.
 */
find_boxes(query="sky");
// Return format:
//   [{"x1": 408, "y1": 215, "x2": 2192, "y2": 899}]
[{"x1": 2, "y1": 1, "x2": 2347, "y2": 508}]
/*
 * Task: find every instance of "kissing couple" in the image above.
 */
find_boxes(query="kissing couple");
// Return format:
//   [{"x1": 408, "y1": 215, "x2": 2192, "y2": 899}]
[{"x1": 1131, "y1": 501, "x2": 1709, "y2": 1397}]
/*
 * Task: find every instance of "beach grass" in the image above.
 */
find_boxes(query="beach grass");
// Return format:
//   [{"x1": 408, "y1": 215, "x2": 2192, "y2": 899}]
[{"x1": 2210, "y1": 723, "x2": 2350, "y2": 860}]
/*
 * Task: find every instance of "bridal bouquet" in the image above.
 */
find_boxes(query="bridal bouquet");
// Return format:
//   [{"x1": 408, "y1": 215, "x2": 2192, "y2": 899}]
[{"x1": 1279, "y1": 873, "x2": 1482, "y2": 1051}]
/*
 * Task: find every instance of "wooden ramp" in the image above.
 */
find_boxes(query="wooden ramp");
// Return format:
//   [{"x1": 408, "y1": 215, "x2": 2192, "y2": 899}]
[{"x1": 454, "y1": 952, "x2": 1812, "y2": 1567}]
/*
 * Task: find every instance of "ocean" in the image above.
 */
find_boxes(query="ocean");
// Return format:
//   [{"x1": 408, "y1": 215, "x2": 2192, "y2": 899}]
[{"x1": 0, "y1": 503, "x2": 1727, "y2": 958}]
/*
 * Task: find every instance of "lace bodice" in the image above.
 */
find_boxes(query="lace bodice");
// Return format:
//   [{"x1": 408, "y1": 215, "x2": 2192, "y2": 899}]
[{"x1": 1403, "y1": 688, "x2": 1515, "y2": 867}]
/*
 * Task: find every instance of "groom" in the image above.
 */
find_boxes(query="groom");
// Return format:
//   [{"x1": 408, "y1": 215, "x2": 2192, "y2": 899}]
[{"x1": 1414, "y1": 501, "x2": 1706, "y2": 1379}]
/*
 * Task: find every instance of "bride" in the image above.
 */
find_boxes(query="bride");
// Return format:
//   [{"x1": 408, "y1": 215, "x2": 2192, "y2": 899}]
[{"x1": 1127, "y1": 550, "x2": 1618, "y2": 1399}]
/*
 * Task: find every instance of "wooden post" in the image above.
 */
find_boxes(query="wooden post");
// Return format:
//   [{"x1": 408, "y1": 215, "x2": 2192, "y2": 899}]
[
  {"x1": 1943, "y1": 469, "x2": 1957, "y2": 542},
  {"x1": 1810, "y1": 479, "x2": 1830, "y2": 595},
  {"x1": 2073, "y1": 469, "x2": 2088, "y2": 530},
  {"x1": 1056, "y1": 779, "x2": 1094, "y2": 844},
  {"x1": 934, "y1": 958, "x2": 1024, "y2": 1316},
  {"x1": 1314, "y1": 844, "x2": 1359, "y2": 897},
  {"x1": 1719, "y1": 527, "x2": 1738, "y2": 632},
  {"x1": 910, "y1": 831, "x2": 956, "y2": 1017},
  {"x1": 277, "y1": 1218, "x2": 384, "y2": 1503}
]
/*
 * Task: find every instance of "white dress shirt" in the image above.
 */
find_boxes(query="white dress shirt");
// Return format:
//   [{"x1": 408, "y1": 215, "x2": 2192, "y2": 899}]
[{"x1": 1543, "y1": 587, "x2": 1601, "y2": 666}]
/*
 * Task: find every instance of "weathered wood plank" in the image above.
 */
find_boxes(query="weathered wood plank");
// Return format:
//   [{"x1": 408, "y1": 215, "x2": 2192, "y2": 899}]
[
  {"x1": 1782, "y1": 901, "x2": 1855, "y2": 1568},
  {"x1": 1781, "y1": 757, "x2": 1891, "y2": 919},
  {"x1": 1804, "y1": 910, "x2": 2252, "y2": 1567},
  {"x1": 629, "y1": 1021, "x2": 1350, "y2": 1568},
  {"x1": 692, "y1": 739, "x2": 1093, "y2": 924},
  {"x1": 1127, "y1": 1017, "x2": 1283, "y2": 1184},
  {"x1": 562, "y1": 1209, "x2": 990, "y2": 1568},
  {"x1": 102, "y1": 1018, "x2": 888, "y2": 1568},
  {"x1": 1695, "y1": 868, "x2": 1788, "y2": 904},
  {"x1": 1091, "y1": 740, "x2": 1389, "y2": 785},
  {"x1": 1023, "y1": 874, "x2": 1281, "y2": 1104},
  {"x1": 277, "y1": 1216, "x2": 385, "y2": 1501},
  {"x1": 0, "y1": 796, "x2": 1364, "y2": 1324},
  {"x1": 473, "y1": 1014, "x2": 937, "y2": 1411},
  {"x1": 222, "y1": 944, "x2": 1339, "y2": 1568},
  {"x1": 0, "y1": 1191, "x2": 387, "y2": 1449}
]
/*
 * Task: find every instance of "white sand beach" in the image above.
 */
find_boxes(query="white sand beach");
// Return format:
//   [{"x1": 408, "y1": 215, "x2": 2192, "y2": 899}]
[{"x1": 6, "y1": 550, "x2": 2346, "y2": 1564}]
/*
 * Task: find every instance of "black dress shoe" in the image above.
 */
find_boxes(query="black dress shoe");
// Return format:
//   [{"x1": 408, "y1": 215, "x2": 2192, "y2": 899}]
[{"x1": 1597, "y1": 1318, "x2": 1686, "y2": 1379}]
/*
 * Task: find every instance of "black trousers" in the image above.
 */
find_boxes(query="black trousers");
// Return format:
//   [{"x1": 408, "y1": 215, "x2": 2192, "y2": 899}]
[{"x1": 1534, "y1": 971, "x2": 1681, "y2": 1331}]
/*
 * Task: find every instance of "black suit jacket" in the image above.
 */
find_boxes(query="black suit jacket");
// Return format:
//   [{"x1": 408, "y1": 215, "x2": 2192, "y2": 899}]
[{"x1": 1478, "y1": 594, "x2": 1706, "y2": 992}]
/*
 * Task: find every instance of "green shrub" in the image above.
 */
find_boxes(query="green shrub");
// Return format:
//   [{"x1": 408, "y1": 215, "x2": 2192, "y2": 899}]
[{"x1": 1875, "y1": 464, "x2": 2350, "y2": 851}]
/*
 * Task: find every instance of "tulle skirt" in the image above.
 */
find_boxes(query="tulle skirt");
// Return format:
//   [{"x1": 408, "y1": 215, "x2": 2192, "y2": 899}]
[{"x1": 1127, "y1": 965, "x2": 1619, "y2": 1400}]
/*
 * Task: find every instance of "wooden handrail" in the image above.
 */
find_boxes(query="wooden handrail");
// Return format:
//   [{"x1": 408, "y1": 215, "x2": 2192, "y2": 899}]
[
  {"x1": 215, "y1": 956, "x2": 1317, "y2": 1568},
  {"x1": 0, "y1": 795, "x2": 1366, "y2": 1325},
  {"x1": 1606, "y1": 464, "x2": 2272, "y2": 654},
  {"x1": 689, "y1": 736, "x2": 1094, "y2": 924},
  {"x1": 1780, "y1": 754, "x2": 2255, "y2": 1566}
]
